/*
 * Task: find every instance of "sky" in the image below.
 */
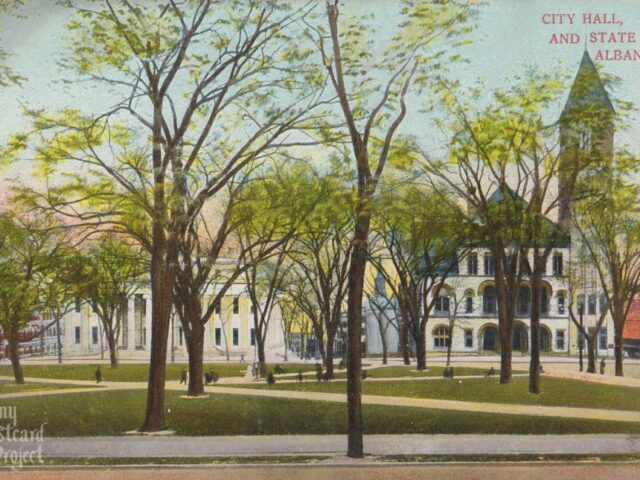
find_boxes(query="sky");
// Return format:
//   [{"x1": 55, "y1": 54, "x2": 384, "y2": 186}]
[{"x1": 1, "y1": 0, "x2": 640, "y2": 187}]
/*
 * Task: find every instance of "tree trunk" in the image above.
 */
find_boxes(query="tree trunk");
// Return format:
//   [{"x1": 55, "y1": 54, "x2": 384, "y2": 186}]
[
  {"x1": 381, "y1": 331, "x2": 388, "y2": 365},
  {"x1": 257, "y1": 339, "x2": 267, "y2": 378},
  {"x1": 529, "y1": 271, "x2": 541, "y2": 394},
  {"x1": 55, "y1": 315, "x2": 63, "y2": 365},
  {"x1": 140, "y1": 100, "x2": 172, "y2": 432},
  {"x1": 415, "y1": 321, "x2": 427, "y2": 371},
  {"x1": 186, "y1": 324, "x2": 204, "y2": 396},
  {"x1": 494, "y1": 252, "x2": 512, "y2": 384},
  {"x1": 586, "y1": 336, "x2": 597, "y2": 374},
  {"x1": 614, "y1": 323, "x2": 623, "y2": 377},
  {"x1": 8, "y1": 328, "x2": 24, "y2": 384},
  {"x1": 400, "y1": 306, "x2": 410, "y2": 365},
  {"x1": 106, "y1": 331, "x2": 118, "y2": 368},
  {"x1": 346, "y1": 212, "x2": 370, "y2": 459},
  {"x1": 325, "y1": 329, "x2": 336, "y2": 379}
]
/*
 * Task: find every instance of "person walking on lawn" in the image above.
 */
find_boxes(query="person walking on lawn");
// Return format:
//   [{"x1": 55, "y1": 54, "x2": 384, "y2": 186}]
[{"x1": 95, "y1": 366, "x2": 102, "y2": 384}]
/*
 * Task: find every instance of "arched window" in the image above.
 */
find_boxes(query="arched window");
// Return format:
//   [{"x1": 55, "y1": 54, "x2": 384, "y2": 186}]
[
  {"x1": 557, "y1": 291, "x2": 566, "y2": 314},
  {"x1": 483, "y1": 286, "x2": 496, "y2": 314},
  {"x1": 433, "y1": 326, "x2": 450, "y2": 348}
]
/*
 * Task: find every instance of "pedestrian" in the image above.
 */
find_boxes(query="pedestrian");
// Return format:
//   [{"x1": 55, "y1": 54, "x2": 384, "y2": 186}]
[
  {"x1": 95, "y1": 366, "x2": 102, "y2": 384},
  {"x1": 600, "y1": 358, "x2": 606, "y2": 375},
  {"x1": 180, "y1": 369, "x2": 187, "y2": 384}
]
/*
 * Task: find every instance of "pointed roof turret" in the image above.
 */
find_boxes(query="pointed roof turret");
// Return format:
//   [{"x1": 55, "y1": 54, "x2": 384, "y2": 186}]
[{"x1": 560, "y1": 50, "x2": 615, "y2": 120}]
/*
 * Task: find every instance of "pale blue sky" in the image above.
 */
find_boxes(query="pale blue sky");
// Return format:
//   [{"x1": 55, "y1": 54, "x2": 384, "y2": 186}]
[{"x1": 1, "y1": 0, "x2": 639, "y2": 184}]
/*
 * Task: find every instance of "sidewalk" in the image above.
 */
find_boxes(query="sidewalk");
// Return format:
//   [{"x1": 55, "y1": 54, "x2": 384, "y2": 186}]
[{"x1": 10, "y1": 434, "x2": 640, "y2": 458}]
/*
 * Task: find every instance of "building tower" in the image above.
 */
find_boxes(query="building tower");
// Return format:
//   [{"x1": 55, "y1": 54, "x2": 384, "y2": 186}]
[{"x1": 558, "y1": 50, "x2": 615, "y2": 232}]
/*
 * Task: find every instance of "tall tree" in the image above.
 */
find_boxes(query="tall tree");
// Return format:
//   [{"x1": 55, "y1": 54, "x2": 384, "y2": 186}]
[
  {"x1": 12, "y1": 0, "x2": 323, "y2": 430},
  {"x1": 314, "y1": 0, "x2": 475, "y2": 457}
]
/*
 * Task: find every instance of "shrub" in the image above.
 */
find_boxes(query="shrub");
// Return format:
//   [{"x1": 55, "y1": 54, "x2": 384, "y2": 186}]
[
  {"x1": 274, "y1": 364, "x2": 286, "y2": 374},
  {"x1": 361, "y1": 369, "x2": 368, "y2": 380}
]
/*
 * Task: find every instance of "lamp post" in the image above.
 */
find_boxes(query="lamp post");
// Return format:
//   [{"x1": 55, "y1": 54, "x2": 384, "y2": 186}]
[{"x1": 578, "y1": 303, "x2": 584, "y2": 372}]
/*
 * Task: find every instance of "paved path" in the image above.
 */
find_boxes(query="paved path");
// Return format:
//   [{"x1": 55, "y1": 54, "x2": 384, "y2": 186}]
[
  {"x1": 19, "y1": 434, "x2": 640, "y2": 458},
  {"x1": 200, "y1": 385, "x2": 640, "y2": 424}
]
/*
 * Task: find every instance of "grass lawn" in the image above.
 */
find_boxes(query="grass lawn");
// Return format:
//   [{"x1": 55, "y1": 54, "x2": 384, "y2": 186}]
[
  {"x1": 0, "y1": 362, "x2": 318, "y2": 383},
  {"x1": 0, "y1": 380, "x2": 93, "y2": 393},
  {"x1": 0, "y1": 389, "x2": 638, "y2": 436},
  {"x1": 234, "y1": 376, "x2": 640, "y2": 412}
]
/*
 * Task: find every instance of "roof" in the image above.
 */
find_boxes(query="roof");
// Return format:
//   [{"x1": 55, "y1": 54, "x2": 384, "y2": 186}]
[{"x1": 560, "y1": 50, "x2": 615, "y2": 120}]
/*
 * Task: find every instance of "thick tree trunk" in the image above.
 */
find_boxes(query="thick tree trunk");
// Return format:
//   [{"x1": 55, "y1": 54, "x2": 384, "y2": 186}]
[
  {"x1": 586, "y1": 337, "x2": 597, "y2": 374},
  {"x1": 140, "y1": 100, "x2": 172, "y2": 433},
  {"x1": 346, "y1": 212, "x2": 370, "y2": 459},
  {"x1": 494, "y1": 252, "x2": 513, "y2": 384},
  {"x1": 257, "y1": 339, "x2": 267, "y2": 378},
  {"x1": 325, "y1": 332, "x2": 335, "y2": 379},
  {"x1": 8, "y1": 329, "x2": 24, "y2": 385},
  {"x1": 529, "y1": 271, "x2": 541, "y2": 394},
  {"x1": 614, "y1": 324, "x2": 623, "y2": 377},
  {"x1": 186, "y1": 322, "x2": 205, "y2": 396},
  {"x1": 415, "y1": 321, "x2": 427, "y2": 371},
  {"x1": 106, "y1": 331, "x2": 118, "y2": 368}
]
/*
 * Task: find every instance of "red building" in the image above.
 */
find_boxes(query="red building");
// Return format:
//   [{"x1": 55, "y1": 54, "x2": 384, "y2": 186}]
[{"x1": 623, "y1": 297, "x2": 640, "y2": 358}]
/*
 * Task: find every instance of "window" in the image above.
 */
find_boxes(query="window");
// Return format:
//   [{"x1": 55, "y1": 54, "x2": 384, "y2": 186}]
[
  {"x1": 232, "y1": 297, "x2": 239, "y2": 314},
  {"x1": 178, "y1": 327, "x2": 183, "y2": 346},
  {"x1": 552, "y1": 253, "x2": 563, "y2": 276},
  {"x1": 250, "y1": 328, "x2": 256, "y2": 346},
  {"x1": 465, "y1": 295, "x2": 473, "y2": 313},
  {"x1": 433, "y1": 326, "x2": 450, "y2": 348},
  {"x1": 557, "y1": 292, "x2": 566, "y2": 314},
  {"x1": 556, "y1": 330, "x2": 565, "y2": 350},
  {"x1": 540, "y1": 287, "x2": 549, "y2": 316},
  {"x1": 91, "y1": 326, "x2": 99, "y2": 345},
  {"x1": 588, "y1": 294, "x2": 596, "y2": 315},
  {"x1": 215, "y1": 328, "x2": 221, "y2": 346},
  {"x1": 232, "y1": 328, "x2": 239, "y2": 346},
  {"x1": 434, "y1": 295, "x2": 450, "y2": 314},
  {"x1": 464, "y1": 329, "x2": 473, "y2": 348},
  {"x1": 483, "y1": 286, "x2": 497, "y2": 314},
  {"x1": 251, "y1": 304, "x2": 257, "y2": 316},
  {"x1": 517, "y1": 286, "x2": 531, "y2": 316},
  {"x1": 467, "y1": 253, "x2": 478, "y2": 275},
  {"x1": 599, "y1": 327, "x2": 607, "y2": 350},
  {"x1": 75, "y1": 298, "x2": 81, "y2": 313},
  {"x1": 214, "y1": 300, "x2": 221, "y2": 315},
  {"x1": 74, "y1": 326, "x2": 81, "y2": 344},
  {"x1": 484, "y1": 254, "x2": 495, "y2": 276},
  {"x1": 599, "y1": 294, "x2": 607, "y2": 314}
]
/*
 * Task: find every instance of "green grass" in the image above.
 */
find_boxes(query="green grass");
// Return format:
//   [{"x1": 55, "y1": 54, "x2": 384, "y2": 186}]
[
  {"x1": 0, "y1": 362, "x2": 316, "y2": 383},
  {"x1": 0, "y1": 380, "x2": 93, "y2": 393},
  {"x1": 293, "y1": 365, "x2": 495, "y2": 380},
  {"x1": 0, "y1": 389, "x2": 639, "y2": 436},
  {"x1": 234, "y1": 376, "x2": 640, "y2": 412}
]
